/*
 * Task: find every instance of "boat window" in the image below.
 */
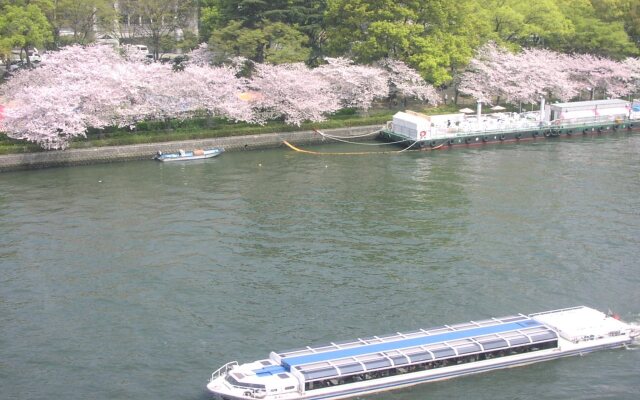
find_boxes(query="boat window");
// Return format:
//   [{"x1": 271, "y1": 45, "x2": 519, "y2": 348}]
[
  {"x1": 363, "y1": 359, "x2": 391, "y2": 370},
  {"x1": 530, "y1": 331, "x2": 557, "y2": 343},
  {"x1": 507, "y1": 336, "x2": 530, "y2": 346},
  {"x1": 455, "y1": 344, "x2": 482, "y2": 354},
  {"x1": 260, "y1": 360, "x2": 272, "y2": 366},
  {"x1": 284, "y1": 386, "x2": 295, "y2": 390},
  {"x1": 296, "y1": 361, "x2": 331, "y2": 371},
  {"x1": 390, "y1": 355, "x2": 409, "y2": 366},
  {"x1": 407, "y1": 352, "x2": 432, "y2": 363},
  {"x1": 478, "y1": 338, "x2": 508, "y2": 350},
  {"x1": 277, "y1": 373, "x2": 289, "y2": 379},
  {"x1": 337, "y1": 363, "x2": 364, "y2": 375},
  {"x1": 301, "y1": 367, "x2": 337, "y2": 381},
  {"x1": 432, "y1": 348, "x2": 456, "y2": 359},
  {"x1": 448, "y1": 339, "x2": 475, "y2": 346},
  {"x1": 303, "y1": 340, "x2": 560, "y2": 392}
]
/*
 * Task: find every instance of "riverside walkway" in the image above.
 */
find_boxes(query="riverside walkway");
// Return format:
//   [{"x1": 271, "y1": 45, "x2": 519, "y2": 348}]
[{"x1": 0, "y1": 125, "x2": 381, "y2": 172}]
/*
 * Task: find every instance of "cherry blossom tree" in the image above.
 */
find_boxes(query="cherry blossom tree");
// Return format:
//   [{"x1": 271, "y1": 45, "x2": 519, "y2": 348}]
[
  {"x1": 312, "y1": 57, "x2": 390, "y2": 110},
  {"x1": 0, "y1": 45, "x2": 255, "y2": 148},
  {"x1": 459, "y1": 42, "x2": 636, "y2": 105},
  {"x1": 0, "y1": 44, "x2": 438, "y2": 149},
  {"x1": 379, "y1": 59, "x2": 440, "y2": 105},
  {"x1": 623, "y1": 57, "x2": 640, "y2": 94},
  {"x1": 0, "y1": 45, "x2": 147, "y2": 149},
  {"x1": 249, "y1": 62, "x2": 341, "y2": 125},
  {"x1": 567, "y1": 54, "x2": 634, "y2": 99},
  {"x1": 458, "y1": 42, "x2": 511, "y2": 104},
  {"x1": 165, "y1": 63, "x2": 256, "y2": 123},
  {"x1": 186, "y1": 43, "x2": 214, "y2": 67}
]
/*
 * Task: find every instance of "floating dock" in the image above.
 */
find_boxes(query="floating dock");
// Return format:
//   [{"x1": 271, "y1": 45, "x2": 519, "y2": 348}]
[{"x1": 379, "y1": 99, "x2": 640, "y2": 149}]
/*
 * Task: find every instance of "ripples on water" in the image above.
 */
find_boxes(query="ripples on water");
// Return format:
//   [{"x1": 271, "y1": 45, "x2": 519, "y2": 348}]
[{"x1": 1, "y1": 135, "x2": 639, "y2": 400}]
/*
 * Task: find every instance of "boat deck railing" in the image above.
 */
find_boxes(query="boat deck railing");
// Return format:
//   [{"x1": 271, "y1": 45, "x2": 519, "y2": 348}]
[
  {"x1": 529, "y1": 306, "x2": 587, "y2": 317},
  {"x1": 210, "y1": 361, "x2": 239, "y2": 382}
]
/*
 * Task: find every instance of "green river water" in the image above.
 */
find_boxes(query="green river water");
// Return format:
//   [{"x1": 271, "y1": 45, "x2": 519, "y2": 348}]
[{"x1": 1, "y1": 135, "x2": 639, "y2": 400}]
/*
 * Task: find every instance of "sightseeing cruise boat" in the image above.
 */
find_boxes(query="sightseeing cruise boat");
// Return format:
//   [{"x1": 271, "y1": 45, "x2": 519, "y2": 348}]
[
  {"x1": 207, "y1": 306, "x2": 639, "y2": 400},
  {"x1": 379, "y1": 98, "x2": 640, "y2": 149}
]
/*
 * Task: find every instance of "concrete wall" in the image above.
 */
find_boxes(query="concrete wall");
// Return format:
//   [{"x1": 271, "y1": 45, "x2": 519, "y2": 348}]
[{"x1": 0, "y1": 125, "x2": 382, "y2": 172}]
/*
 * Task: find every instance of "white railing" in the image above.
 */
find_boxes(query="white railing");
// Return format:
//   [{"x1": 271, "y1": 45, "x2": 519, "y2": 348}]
[
  {"x1": 426, "y1": 114, "x2": 638, "y2": 140},
  {"x1": 529, "y1": 306, "x2": 586, "y2": 317},
  {"x1": 210, "y1": 361, "x2": 239, "y2": 382}
]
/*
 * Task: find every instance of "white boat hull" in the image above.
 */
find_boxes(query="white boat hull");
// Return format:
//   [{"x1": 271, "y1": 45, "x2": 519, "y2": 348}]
[
  {"x1": 207, "y1": 307, "x2": 638, "y2": 400},
  {"x1": 155, "y1": 148, "x2": 224, "y2": 162}
]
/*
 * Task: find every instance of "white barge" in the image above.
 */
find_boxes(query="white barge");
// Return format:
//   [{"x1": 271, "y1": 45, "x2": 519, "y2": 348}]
[
  {"x1": 379, "y1": 99, "x2": 640, "y2": 149},
  {"x1": 207, "y1": 306, "x2": 638, "y2": 400}
]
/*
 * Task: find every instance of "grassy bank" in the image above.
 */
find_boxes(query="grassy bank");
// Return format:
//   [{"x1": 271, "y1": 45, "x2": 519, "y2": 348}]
[{"x1": 0, "y1": 104, "x2": 461, "y2": 155}]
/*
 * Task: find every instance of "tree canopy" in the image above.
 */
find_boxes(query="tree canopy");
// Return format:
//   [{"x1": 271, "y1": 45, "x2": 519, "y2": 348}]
[
  {"x1": 1, "y1": 0, "x2": 639, "y2": 84},
  {"x1": 0, "y1": 3, "x2": 52, "y2": 64}
]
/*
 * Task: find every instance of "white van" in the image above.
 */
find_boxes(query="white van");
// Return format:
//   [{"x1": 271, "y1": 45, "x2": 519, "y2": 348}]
[{"x1": 131, "y1": 44, "x2": 148, "y2": 53}]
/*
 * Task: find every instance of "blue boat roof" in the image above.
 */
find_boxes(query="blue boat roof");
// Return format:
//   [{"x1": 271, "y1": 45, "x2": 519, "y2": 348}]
[{"x1": 281, "y1": 319, "x2": 541, "y2": 369}]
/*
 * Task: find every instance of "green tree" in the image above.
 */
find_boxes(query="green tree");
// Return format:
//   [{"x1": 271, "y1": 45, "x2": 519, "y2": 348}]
[
  {"x1": 116, "y1": 0, "x2": 197, "y2": 60},
  {"x1": 324, "y1": 0, "x2": 417, "y2": 61},
  {"x1": 56, "y1": 0, "x2": 116, "y2": 44},
  {"x1": 479, "y1": 0, "x2": 574, "y2": 49},
  {"x1": 587, "y1": 0, "x2": 640, "y2": 55},
  {"x1": 198, "y1": 0, "x2": 222, "y2": 42},
  {"x1": 324, "y1": 0, "x2": 490, "y2": 85},
  {"x1": 209, "y1": 20, "x2": 309, "y2": 63},
  {"x1": 202, "y1": 0, "x2": 323, "y2": 64},
  {"x1": 554, "y1": 0, "x2": 637, "y2": 57},
  {"x1": 0, "y1": 3, "x2": 53, "y2": 66}
]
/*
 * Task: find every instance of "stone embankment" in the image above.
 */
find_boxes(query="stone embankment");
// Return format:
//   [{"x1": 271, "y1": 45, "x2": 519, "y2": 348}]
[{"x1": 0, "y1": 125, "x2": 381, "y2": 172}]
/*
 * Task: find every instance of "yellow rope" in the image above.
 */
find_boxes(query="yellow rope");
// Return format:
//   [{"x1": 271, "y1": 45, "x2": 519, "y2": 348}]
[{"x1": 283, "y1": 140, "x2": 433, "y2": 155}]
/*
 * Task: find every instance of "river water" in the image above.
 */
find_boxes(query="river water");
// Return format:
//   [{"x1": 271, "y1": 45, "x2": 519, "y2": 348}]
[{"x1": 1, "y1": 135, "x2": 639, "y2": 400}]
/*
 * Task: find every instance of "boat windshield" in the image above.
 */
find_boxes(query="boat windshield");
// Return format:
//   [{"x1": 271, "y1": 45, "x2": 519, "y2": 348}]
[{"x1": 225, "y1": 375, "x2": 266, "y2": 390}]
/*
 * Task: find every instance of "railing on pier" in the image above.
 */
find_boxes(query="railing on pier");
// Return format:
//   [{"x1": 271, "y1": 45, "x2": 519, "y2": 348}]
[{"x1": 426, "y1": 114, "x2": 638, "y2": 140}]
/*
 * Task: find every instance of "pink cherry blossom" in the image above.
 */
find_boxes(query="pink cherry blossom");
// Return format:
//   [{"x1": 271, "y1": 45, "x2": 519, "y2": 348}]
[
  {"x1": 313, "y1": 58, "x2": 390, "y2": 110},
  {"x1": 379, "y1": 59, "x2": 440, "y2": 105},
  {"x1": 459, "y1": 42, "x2": 636, "y2": 105},
  {"x1": 250, "y1": 62, "x2": 341, "y2": 125},
  {"x1": 0, "y1": 45, "x2": 438, "y2": 149}
]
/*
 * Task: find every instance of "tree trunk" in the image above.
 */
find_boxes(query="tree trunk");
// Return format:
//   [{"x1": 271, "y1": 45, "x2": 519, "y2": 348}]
[{"x1": 23, "y1": 47, "x2": 31, "y2": 67}]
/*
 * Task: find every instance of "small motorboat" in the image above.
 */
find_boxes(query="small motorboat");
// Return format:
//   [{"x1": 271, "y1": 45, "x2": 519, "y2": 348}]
[{"x1": 154, "y1": 147, "x2": 224, "y2": 162}]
